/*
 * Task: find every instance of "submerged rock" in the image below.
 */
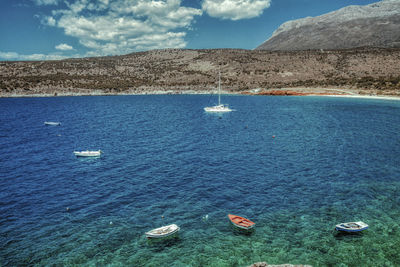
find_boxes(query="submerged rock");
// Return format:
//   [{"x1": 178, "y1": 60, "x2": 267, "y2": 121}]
[{"x1": 248, "y1": 263, "x2": 312, "y2": 267}]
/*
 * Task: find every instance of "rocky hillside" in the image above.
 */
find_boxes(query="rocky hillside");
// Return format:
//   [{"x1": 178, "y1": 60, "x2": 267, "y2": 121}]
[
  {"x1": 256, "y1": 0, "x2": 400, "y2": 51},
  {"x1": 1, "y1": 48, "x2": 400, "y2": 97}
]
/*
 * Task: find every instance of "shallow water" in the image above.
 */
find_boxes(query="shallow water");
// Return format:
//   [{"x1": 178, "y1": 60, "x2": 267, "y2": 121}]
[{"x1": 1, "y1": 95, "x2": 400, "y2": 266}]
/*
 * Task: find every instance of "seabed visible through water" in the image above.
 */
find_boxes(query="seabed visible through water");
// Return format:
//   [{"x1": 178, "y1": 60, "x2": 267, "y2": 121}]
[{"x1": 1, "y1": 95, "x2": 400, "y2": 266}]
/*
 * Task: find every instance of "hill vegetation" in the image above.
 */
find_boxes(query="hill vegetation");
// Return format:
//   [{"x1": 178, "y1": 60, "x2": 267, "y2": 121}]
[{"x1": 1, "y1": 48, "x2": 400, "y2": 97}]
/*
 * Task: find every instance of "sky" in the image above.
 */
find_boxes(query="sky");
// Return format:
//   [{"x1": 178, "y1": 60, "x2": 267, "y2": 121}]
[{"x1": 0, "y1": 0, "x2": 380, "y2": 61}]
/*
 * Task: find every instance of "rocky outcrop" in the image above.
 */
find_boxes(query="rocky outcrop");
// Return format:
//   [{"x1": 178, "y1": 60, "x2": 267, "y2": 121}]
[
  {"x1": 256, "y1": 0, "x2": 400, "y2": 51},
  {"x1": 248, "y1": 263, "x2": 312, "y2": 267},
  {"x1": 242, "y1": 90, "x2": 337, "y2": 96}
]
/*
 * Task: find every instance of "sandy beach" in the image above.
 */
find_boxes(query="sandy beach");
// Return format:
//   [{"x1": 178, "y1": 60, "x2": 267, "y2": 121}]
[
  {"x1": 323, "y1": 94, "x2": 400, "y2": 101},
  {"x1": 242, "y1": 87, "x2": 400, "y2": 101},
  {"x1": 2, "y1": 87, "x2": 400, "y2": 101}
]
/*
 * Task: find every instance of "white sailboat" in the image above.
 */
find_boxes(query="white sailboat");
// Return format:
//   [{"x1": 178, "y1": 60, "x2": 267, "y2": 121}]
[{"x1": 204, "y1": 72, "x2": 232, "y2": 112}]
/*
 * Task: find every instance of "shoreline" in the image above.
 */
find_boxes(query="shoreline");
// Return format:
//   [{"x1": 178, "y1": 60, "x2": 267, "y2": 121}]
[
  {"x1": 1, "y1": 88, "x2": 400, "y2": 101},
  {"x1": 322, "y1": 94, "x2": 400, "y2": 101}
]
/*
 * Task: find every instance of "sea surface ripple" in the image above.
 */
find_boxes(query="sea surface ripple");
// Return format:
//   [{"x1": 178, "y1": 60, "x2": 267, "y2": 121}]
[{"x1": 1, "y1": 95, "x2": 400, "y2": 266}]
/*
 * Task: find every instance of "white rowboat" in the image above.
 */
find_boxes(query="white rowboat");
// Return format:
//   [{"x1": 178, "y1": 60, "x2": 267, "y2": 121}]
[
  {"x1": 44, "y1": 121, "x2": 61, "y2": 126},
  {"x1": 145, "y1": 224, "x2": 180, "y2": 239},
  {"x1": 73, "y1": 150, "x2": 102, "y2": 157},
  {"x1": 335, "y1": 221, "x2": 368, "y2": 232}
]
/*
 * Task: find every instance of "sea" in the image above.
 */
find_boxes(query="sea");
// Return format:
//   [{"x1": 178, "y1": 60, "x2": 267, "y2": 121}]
[{"x1": 1, "y1": 95, "x2": 400, "y2": 266}]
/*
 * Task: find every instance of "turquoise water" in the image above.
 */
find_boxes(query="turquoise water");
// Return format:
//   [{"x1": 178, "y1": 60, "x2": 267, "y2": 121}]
[{"x1": 1, "y1": 95, "x2": 400, "y2": 266}]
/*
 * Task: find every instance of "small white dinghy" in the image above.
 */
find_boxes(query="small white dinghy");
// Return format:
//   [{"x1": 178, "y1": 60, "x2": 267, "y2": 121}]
[
  {"x1": 145, "y1": 224, "x2": 180, "y2": 239},
  {"x1": 73, "y1": 150, "x2": 102, "y2": 157},
  {"x1": 44, "y1": 121, "x2": 61, "y2": 126},
  {"x1": 335, "y1": 221, "x2": 368, "y2": 232}
]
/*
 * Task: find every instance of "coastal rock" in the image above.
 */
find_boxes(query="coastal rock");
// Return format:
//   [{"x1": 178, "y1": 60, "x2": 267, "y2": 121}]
[
  {"x1": 256, "y1": 0, "x2": 400, "y2": 51},
  {"x1": 241, "y1": 89, "x2": 350, "y2": 96}
]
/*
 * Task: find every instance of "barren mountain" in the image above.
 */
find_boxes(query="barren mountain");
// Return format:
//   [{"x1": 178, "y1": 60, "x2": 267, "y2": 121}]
[
  {"x1": 1, "y1": 48, "x2": 400, "y2": 97},
  {"x1": 256, "y1": 0, "x2": 400, "y2": 51}
]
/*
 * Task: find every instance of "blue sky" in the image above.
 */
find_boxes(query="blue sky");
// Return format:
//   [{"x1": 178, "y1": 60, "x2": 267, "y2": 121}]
[{"x1": 0, "y1": 0, "x2": 379, "y2": 60}]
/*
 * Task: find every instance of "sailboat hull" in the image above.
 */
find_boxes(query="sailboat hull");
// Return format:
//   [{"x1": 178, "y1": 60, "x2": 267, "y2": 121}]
[{"x1": 204, "y1": 104, "x2": 232, "y2": 112}]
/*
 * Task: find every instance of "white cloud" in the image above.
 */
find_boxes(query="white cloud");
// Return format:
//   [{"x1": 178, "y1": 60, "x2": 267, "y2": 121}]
[
  {"x1": 202, "y1": 0, "x2": 271, "y2": 20},
  {"x1": 0, "y1": 51, "x2": 69, "y2": 61},
  {"x1": 80, "y1": 32, "x2": 187, "y2": 57},
  {"x1": 55, "y1": 43, "x2": 74, "y2": 50},
  {"x1": 65, "y1": 0, "x2": 88, "y2": 14},
  {"x1": 40, "y1": 0, "x2": 203, "y2": 56},
  {"x1": 23, "y1": 53, "x2": 66, "y2": 60},
  {"x1": 41, "y1": 16, "x2": 57, "y2": 26},
  {"x1": 33, "y1": 0, "x2": 60, "y2": 6},
  {"x1": 0, "y1": 51, "x2": 20, "y2": 59}
]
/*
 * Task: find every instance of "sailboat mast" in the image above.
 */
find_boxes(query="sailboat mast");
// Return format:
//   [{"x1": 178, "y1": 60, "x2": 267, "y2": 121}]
[{"x1": 218, "y1": 72, "x2": 221, "y2": 105}]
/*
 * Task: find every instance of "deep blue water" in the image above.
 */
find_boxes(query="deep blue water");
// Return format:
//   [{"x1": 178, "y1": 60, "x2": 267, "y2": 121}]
[{"x1": 1, "y1": 95, "x2": 400, "y2": 266}]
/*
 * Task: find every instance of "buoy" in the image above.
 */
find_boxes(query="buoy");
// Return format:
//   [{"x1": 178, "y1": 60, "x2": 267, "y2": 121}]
[
  {"x1": 66, "y1": 207, "x2": 70, "y2": 212},
  {"x1": 272, "y1": 135, "x2": 275, "y2": 138}
]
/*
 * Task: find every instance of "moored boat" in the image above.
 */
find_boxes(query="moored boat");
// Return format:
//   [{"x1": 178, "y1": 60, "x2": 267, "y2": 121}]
[
  {"x1": 228, "y1": 214, "x2": 255, "y2": 230},
  {"x1": 335, "y1": 221, "x2": 368, "y2": 232},
  {"x1": 145, "y1": 224, "x2": 180, "y2": 239},
  {"x1": 73, "y1": 150, "x2": 102, "y2": 157},
  {"x1": 44, "y1": 121, "x2": 61, "y2": 126},
  {"x1": 204, "y1": 104, "x2": 232, "y2": 112},
  {"x1": 204, "y1": 72, "x2": 232, "y2": 113}
]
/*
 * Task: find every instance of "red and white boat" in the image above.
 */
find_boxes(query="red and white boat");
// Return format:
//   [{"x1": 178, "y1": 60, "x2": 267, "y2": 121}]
[{"x1": 228, "y1": 214, "x2": 255, "y2": 230}]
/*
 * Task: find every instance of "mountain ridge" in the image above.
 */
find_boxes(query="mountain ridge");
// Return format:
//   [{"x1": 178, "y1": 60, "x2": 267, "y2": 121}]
[{"x1": 256, "y1": 0, "x2": 400, "y2": 50}]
